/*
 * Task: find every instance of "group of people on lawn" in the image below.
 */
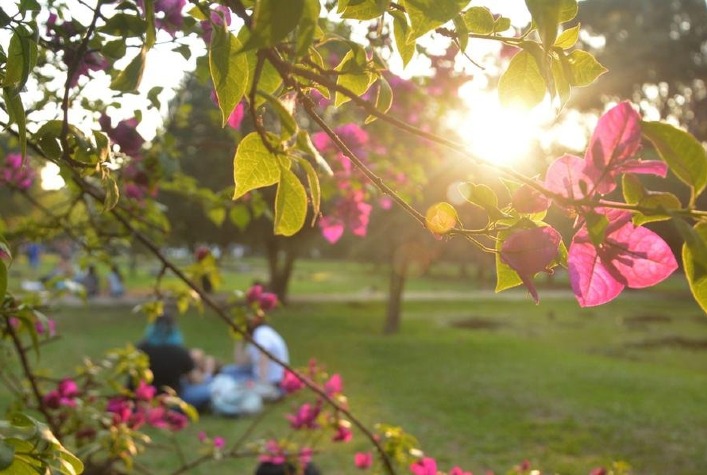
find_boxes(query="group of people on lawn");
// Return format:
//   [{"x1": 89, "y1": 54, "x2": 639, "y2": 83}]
[{"x1": 137, "y1": 299, "x2": 289, "y2": 416}]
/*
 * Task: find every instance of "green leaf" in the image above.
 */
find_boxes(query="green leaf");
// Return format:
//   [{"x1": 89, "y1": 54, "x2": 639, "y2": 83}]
[
  {"x1": 622, "y1": 175, "x2": 681, "y2": 225},
  {"x1": 461, "y1": 183, "x2": 505, "y2": 221},
  {"x1": 100, "y1": 13, "x2": 146, "y2": 37},
  {"x1": 257, "y1": 91, "x2": 298, "y2": 139},
  {"x1": 335, "y1": 51, "x2": 375, "y2": 106},
  {"x1": 681, "y1": 222, "x2": 707, "y2": 314},
  {"x1": 495, "y1": 229, "x2": 523, "y2": 292},
  {"x1": 525, "y1": 0, "x2": 577, "y2": 47},
  {"x1": 102, "y1": 39, "x2": 127, "y2": 60},
  {"x1": 173, "y1": 43, "x2": 191, "y2": 60},
  {"x1": 425, "y1": 202, "x2": 458, "y2": 234},
  {"x1": 390, "y1": 10, "x2": 415, "y2": 67},
  {"x1": 207, "y1": 207, "x2": 226, "y2": 226},
  {"x1": 275, "y1": 166, "x2": 308, "y2": 236},
  {"x1": 102, "y1": 175, "x2": 120, "y2": 212},
  {"x1": 0, "y1": 260, "x2": 7, "y2": 298},
  {"x1": 229, "y1": 204, "x2": 251, "y2": 231},
  {"x1": 365, "y1": 76, "x2": 393, "y2": 124},
  {"x1": 462, "y1": 6, "x2": 495, "y2": 35},
  {"x1": 641, "y1": 120, "x2": 707, "y2": 197},
  {"x1": 554, "y1": 24, "x2": 580, "y2": 49},
  {"x1": 144, "y1": 0, "x2": 156, "y2": 49},
  {"x1": 110, "y1": 46, "x2": 147, "y2": 92},
  {"x1": 493, "y1": 16, "x2": 512, "y2": 33},
  {"x1": 498, "y1": 50, "x2": 546, "y2": 108},
  {"x1": 233, "y1": 133, "x2": 281, "y2": 200},
  {"x1": 453, "y1": 15, "x2": 469, "y2": 52},
  {"x1": 3, "y1": 88, "x2": 27, "y2": 159},
  {"x1": 295, "y1": 0, "x2": 321, "y2": 57},
  {"x1": 402, "y1": 0, "x2": 467, "y2": 39},
  {"x1": 210, "y1": 27, "x2": 248, "y2": 127},
  {"x1": 565, "y1": 49, "x2": 606, "y2": 87},
  {"x1": 147, "y1": 86, "x2": 163, "y2": 109},
  {"x1": 295, "y1": 157, "x2": 321, "y2": 224},
  {"x1": 585, "y1": 211, "x2": 609, "y2": 246},
  {"x1": 550, "y1": 54, "x2": 571, "y2": 108},
  {"x1": 4, "y1": 25, "x2": 37, "y2": 94},
  {"x1": 0, "y1": 439, "x2": 14, "y2": 470},
  {"x1": 240, "y1": 0, "x2": 306, "y2": 51},
  {"x1": 340, "y1": 0, "x2": 390, "y2": 20}
]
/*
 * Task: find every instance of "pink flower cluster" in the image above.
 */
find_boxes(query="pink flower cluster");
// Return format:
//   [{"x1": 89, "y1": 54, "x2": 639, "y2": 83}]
[
  {"x1": 198, "y1": 431, "x2": 226, "y2": 449},
  {"x1": 246, "y1": 284, "x2": 278, "y2": 312},
  {"x1": 1, "y1": 153, "x2": 36, "y2": 190},
  {"x1": 501, "y1": 102, "x2": 678, "y2": 306},
  {"x1": 137, "y1": 0, "x2": 186, "y2": 37},
  {"x1": 258, "y1": 439, "x2": 313, "y2": 468},
  {"x1": 105, "y1": 380, "x2": 189, "y2": 431},
  {"x1": 43, "y1": 378, "x2": 80, "y2": 409},
  {"x1": 45, "y1": 15, "x2": 109, "y2": 87},
  {"x1": 409, "y1": 457, "x2": 472, "y2": 475}
]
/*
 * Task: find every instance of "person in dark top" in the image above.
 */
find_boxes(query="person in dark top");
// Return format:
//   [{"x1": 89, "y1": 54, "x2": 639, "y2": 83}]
[{"x1": 136, "y1": 313, "x2": 215, "y2": 411}]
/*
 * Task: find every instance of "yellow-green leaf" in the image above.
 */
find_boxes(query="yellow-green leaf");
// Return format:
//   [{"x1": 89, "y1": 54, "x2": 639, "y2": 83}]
[
  {"x1": 210, "y1": 25, "x2": 248, "y2": 127},
  {"x1": 498, "y1": 50, "x2": 546, "y2": 108},
  {"x1": 554, "y1": 24, "x2": 580, "y2": 49},
  {"x1": 275, "y1": 167, "x2": 307, "y2": 236},
  {"x1": 682, "y1": 222, "x2": 707, "y2": 314},
  {"x1": 565, "y1": 49, "x2": 607, "y2": 87},
  {"x1": 110, "y1": 46, "x2": 147, "y2": 92},
  {"x1": 462, "y1": 6, "x2": 495, "y2": 35},
  {"x1": 233, "y1": 133, "x2": 281, "y2": 199},
  {"x1": 641, "y1": 120, "x2": 707, "y2": 197}
]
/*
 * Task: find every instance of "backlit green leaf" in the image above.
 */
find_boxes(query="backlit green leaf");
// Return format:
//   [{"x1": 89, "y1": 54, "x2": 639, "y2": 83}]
[
  {"x1": 144, "y1": 0, "x2": 156, "y2": 48},
  {"x1": 3, "y1": 88, "x2": 27, "y2": 159},
  {"x1": 295, "y1": 0, "x2": 320, "y2": 57},
  {"x1": 110, "y1": 46, "x2": 146, "y2": 92},
  {"x1": 641, "y1": 120, "x2": 707, "y2": 197},
  {"x1": 402, "y1": 0, "x2": 467, "y2": 39},
  {"x1": 462, "y1": 6, "x2": 495, "y2": 35},
  {"x1": 229, "y1": 204, "x2": 251, "y2": 231},
  {"x1": 275, "y1": 167, "x2": 308, "y2": 236},
  {"x1": 365, "y1": 76, "x2": 393, "y2": 124},
  {"x1": 681, "y1": 222, "x2": 707, "y2": 314},
  {"x1": 295, "y1": 157, "x2": 321, "y2": 224},
  {"x1": 550, "y1": 54, "x2": 571, "y2": 108},
  {"x1": 233, "y1": 133, "x2": 281, "y2": 199},
  {"x1": 565, "y1": 49, "x2": 606, "y2": 87},
  {"x1": 4, "y1": 25, "x2": 37, "y2": 94},
  {"x1": 240, "y1": 0, "x2": 305, "y2": 51},
  {"x1": 340, "y1": 0, "x2": 390, "y2": 20},
  {"x1": 207, "y1": 207, "x2": 226, "y2": 226},
  {"x1": 585, "y1": 211, "x2": 609, "y2": 246},
  {"x1": 498, "y1": 50, "x2": 546, "y2": 108},
  {"x1": 210, "y1": 26, "x2": 248, "y2": 127},
  {"x1": 391, "y1": 10, "x2": 415, "y2": 66},
  {"x1": 622, "y1": 175, "x2": 681, "y2": 225},
  {"x1": 554, "y1": 24, "x2": 579, "y2": 49},
  {"x1": 102, "y1": 175, "x2": 120, "y2": 212},
  {"x1": 0, "y1": 439, "x2": 14, "y2": 470}
]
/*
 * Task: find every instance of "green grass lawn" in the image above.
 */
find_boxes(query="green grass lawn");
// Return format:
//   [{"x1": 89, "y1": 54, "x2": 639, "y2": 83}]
[{"x1": 6, "y1": 285, "x2": 706, "y2": 475}]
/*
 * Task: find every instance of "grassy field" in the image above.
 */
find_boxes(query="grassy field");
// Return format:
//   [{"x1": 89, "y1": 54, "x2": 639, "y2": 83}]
[{"x1": 5, "y1": 275, "x2": 707, "y2": 475}]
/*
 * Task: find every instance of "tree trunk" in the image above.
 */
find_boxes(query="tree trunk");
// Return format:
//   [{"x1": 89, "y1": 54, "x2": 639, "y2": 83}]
[
  {"x1": 383, "y1": 260, "x2": 407, "y2": 335},
  {"x1": 265, "y1": 238, "x2": 297, "y2": 305}
]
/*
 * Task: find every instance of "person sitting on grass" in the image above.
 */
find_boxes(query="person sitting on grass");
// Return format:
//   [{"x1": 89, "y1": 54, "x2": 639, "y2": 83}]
[{"x1": 136, "y1": 312, "x2": 217, "y2": 412}]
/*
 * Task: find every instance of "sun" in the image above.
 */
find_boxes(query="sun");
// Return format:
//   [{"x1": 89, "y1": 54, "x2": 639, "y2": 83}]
[{"x1": 451, "y1": 81, "x2": 552, "y2": 168}]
